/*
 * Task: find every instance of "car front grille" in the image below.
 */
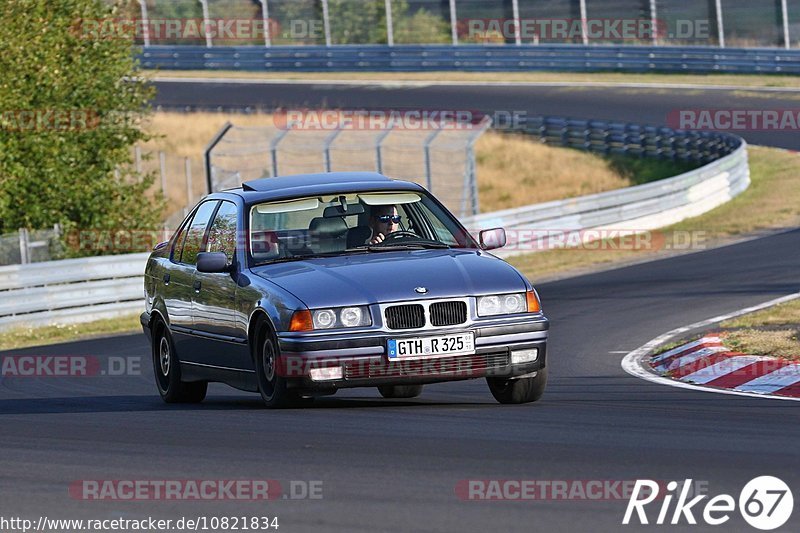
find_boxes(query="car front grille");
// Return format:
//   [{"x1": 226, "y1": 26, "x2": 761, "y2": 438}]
[
  {"x1": 385, "y1": 304, "x2": 425, "y2": 330},
  {"x1": 429, "y1": 301, "x2": 467, "y2": 327},
  {"x1": 343, "y1": 352, "x2": 509, "y2": 380}
]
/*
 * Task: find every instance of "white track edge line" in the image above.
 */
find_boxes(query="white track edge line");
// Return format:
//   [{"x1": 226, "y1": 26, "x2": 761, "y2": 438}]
[{"x1": 621, "y1": 291, "x2": 800, "y2": 402}]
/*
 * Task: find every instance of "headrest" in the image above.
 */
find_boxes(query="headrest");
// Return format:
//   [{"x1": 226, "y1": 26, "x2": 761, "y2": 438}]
[{"x1": 309, "y1": 217, "x2": 348, "y2": 238}]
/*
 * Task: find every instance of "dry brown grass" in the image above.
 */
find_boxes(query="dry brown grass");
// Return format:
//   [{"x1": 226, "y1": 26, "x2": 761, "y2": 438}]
[
  {"x1": 724, "y1": 329, "x2": 800, "y2": 361},
  {"x1": 474, "y1": 133, "x2": 634, "y2": 209},
  {"x1": 722, "y1": 299, "x2": 800, "y2": 329},
  {"x1": 150, "y1": 70, "x2": 800, "y2": 89}
]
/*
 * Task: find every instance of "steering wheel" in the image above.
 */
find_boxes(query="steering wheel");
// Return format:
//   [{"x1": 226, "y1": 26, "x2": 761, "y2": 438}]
[{"x1": 381, "y1": 230, "x2": 418, "y2": 242}]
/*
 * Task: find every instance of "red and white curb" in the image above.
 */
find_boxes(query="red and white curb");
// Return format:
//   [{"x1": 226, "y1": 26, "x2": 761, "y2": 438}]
[
  {"x1": 651, "y1": 336, "x2": 800, "y2": 398},
  {"x1": 622, "y1": 292, "x2": 800, "y2": 402}
]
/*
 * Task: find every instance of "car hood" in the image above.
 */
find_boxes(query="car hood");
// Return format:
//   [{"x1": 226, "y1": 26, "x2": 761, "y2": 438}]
[{"x1": 251, "y1": 249, "x2": 528, "y2": 308}]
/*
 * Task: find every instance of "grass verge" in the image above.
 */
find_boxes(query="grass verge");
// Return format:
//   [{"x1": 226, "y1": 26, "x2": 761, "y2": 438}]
[
  {"x1": 0, "y1": 314, "x2": 141, "y2": 351},
  {"x1": 148, "y1": 70, "x2": 800, "y2": 89},
  {"x1": 717, "y1": 299, "x2": 800, "y2": 362},
  {"x1": 508, "y1": 146, "x2": 800, "y2": 281}
]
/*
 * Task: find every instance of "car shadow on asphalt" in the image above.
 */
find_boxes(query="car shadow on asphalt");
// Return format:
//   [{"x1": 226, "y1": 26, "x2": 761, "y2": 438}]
[{"x1": 0, "y1": 394, "x2": 500, "y2": 415}]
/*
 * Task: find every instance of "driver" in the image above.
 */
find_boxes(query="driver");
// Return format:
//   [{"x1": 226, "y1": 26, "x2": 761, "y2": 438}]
[{"x1": 368, "y1": 205, "x2": 402, "y2": 244}]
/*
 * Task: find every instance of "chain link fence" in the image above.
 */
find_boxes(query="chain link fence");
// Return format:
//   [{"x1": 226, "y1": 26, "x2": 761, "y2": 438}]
[
  {"x1": 206, "y1": 116, "x2": 491, "y2": 217},
  {"x1": 114, "y1": 0, "x2": 798, "y2": 49},
  {"x1": 0, "y1": 227, "x2": 63, "y2": 267}
]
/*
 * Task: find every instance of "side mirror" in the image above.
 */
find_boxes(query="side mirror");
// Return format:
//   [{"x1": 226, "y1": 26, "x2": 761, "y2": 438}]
[
  {"x1": 197, "y1": 252, "x2": 231, "y2": 273},
  {"x1": 479, "y1": 228, "x2": 507, "y2": 251}
]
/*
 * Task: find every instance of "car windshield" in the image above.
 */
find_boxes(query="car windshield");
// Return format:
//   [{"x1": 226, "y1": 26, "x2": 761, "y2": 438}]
[{"x1": 248, "y1": 191, "x2": 476, "y2": 265}]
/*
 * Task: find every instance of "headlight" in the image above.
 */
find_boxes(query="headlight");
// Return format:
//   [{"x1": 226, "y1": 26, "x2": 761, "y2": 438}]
[
  {"x1": 477, "y1": 292, "x2": 540, "y2": 317},
  {"x1": 310, "y1": 306, "x2": 371, "y2": 330}
]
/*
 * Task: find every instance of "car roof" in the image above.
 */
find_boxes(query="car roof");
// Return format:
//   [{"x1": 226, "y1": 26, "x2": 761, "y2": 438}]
[{"x1": 220, "y1": 172, "x2": 425, "y2": 203}]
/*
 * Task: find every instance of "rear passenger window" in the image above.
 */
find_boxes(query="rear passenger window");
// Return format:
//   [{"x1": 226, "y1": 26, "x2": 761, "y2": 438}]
[
  {"x1": 171, "y1": 217, "x2": 192, "y2": 263},
  {"x1": 206, "y1": 201, "x2": 237, "y2": 263},
  {"x1": 180, "y1": 201, "x2": 219, "y2": 265}
]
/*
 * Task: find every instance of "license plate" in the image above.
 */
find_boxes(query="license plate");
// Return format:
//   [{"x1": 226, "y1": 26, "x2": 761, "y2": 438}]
[{"x1": 387, "y1": 332, "x2": 475, "y2": 359}]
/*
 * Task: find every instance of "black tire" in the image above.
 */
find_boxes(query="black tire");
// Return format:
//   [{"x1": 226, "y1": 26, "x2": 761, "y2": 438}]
[
  {"x1": 253, "y1": 320, "x2": 311, "y2": 408},
  {"x1": 487, "y1": 368, "x2": 547, "y2": 404},
  {"x1": 377, "y1": 384, "x2": 424, "y2": 399},
  {"x1": 152, "y1": 320, "x2": 207, "y2": 404}
]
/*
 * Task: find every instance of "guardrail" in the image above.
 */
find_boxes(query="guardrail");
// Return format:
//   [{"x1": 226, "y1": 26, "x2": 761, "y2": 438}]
[
  {"x1": 463, "y1": 117, "x2": 748, "y2": 257},
  {"x1": 139, "y1": 44, "x2": 800, "y2": 74},
  {"x1": 0, "y1": 253, "x2": 149, "y2": 330},
  {"x1": 0, "y1": 117, "x2": 749, "y2": 330}
]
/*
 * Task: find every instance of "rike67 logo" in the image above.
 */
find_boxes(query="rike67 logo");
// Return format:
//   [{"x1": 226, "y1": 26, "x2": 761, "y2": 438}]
[{"x1": 623, "y1": 477, "x2": 793, "y2": 530}]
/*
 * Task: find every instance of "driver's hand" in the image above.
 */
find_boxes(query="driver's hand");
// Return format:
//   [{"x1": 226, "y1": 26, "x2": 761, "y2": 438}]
[{"x1": 369, "y1": 233, "x2": 385, "y2": 245}]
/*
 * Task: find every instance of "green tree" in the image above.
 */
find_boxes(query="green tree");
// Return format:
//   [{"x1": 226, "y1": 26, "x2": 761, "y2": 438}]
[
  {"x1": 327, "y1": 0, "x2": 450, "y2": 45},
  {"x1": 0, "y1": 0, "x2": 162, "y2": 255}
]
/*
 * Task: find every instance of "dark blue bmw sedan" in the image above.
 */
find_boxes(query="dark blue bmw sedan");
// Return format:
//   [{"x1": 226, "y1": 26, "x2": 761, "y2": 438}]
[{"x1": 141, "y1": 172, "x2": 549, "y2": 407}]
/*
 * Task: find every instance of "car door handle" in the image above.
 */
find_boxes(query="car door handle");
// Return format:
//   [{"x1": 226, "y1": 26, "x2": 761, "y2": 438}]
[
  {"x1": 193, "y1": 280, "x2": 202, "y2": 292},
  {"x1": 162, "y1": 273, "x2": 170, "y2": 285}
]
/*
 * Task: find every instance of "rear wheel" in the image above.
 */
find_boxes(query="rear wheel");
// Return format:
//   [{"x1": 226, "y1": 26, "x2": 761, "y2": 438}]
[
  {"x1": 152, "y1": 320, "x2": 207, "y2": 403},
  {"x1": 377, "y1": 384, "x2": 423, "y2": 399},
  {"x1": 487, "y1": 368, "x2": 547, "y2": 404}
]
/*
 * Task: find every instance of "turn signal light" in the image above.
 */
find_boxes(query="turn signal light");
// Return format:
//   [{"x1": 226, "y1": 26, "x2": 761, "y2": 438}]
[
  {"x1": 289, "y1": 309, "x2": 314, "y2": 332},
  {"x1": 526, "y1": 290, "x2": 541, "y2": 313}
]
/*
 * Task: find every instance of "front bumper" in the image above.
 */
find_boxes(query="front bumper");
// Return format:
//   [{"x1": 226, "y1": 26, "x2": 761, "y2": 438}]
[
  {"x1": 276, "y1": 316, "x2": 549, "y2": 390},
  {"x1": 140, "y1": 311, "x2": 152, "y2": 342}
]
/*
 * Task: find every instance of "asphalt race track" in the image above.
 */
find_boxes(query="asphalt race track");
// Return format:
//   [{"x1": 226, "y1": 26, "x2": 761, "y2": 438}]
[
  {"x1": 2, "y1": 81, "x2": 800, "y2": 532},
  {"x1": 153, "y1": 80, "x2": 800, "y2": 150}
]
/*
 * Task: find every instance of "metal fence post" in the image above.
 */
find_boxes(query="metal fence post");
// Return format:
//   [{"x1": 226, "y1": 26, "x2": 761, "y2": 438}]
[
  {"x1": 649, "y1": 0, "x2": 658, "y2": 45},
  {"x1": 375, "y1": 125, "x2": 394, "y2": 174},
  {"x1": 18, "y1": 228, "x2": 29, "y2": 265},
  {"x1": 782, "y1": 0, "x2": 791, "y2": 49},
  {"x1": 137, "y1": 0, "x2": 150, "y2": 47},
  {"x1": 385, "y1": 0, "x2": 394, "y2": 46},
  {"x1": 270, "y1": 129, "x2": 290, "y2": 177},
  {"x1": 321, "y1": 0, "x2": 332, "y2": 46},
  {"x1": 323, "y1": 129, "x2": 342, "y2": 172},
  {"x1": 579, "y1": 0, "x2": 589, "y2": 45},
  {"x1": 204, "y1": 122, "x2": 233, "y2": 193},
  {"x1": 423, "y1": 129, "x2": 443, "y2": 191},
  {"x1": 258, "y1": 0, "x2": 272, "y2": 47},
  {"x1": 449, "y1": 0, "x2": 458, "y2": 46},
  {"x1": 198, "y1": 0, "x2": 213, "y2": 48},
  {"x1": 159, "y1": 151, "x2": 167, "y2": 198},
  {"x1": 185, "y1": 157, "x2": 193, "y2": 210},
  {"x1": 512, "y1": 0, "x2": 521, "y2": 46},
  {"x1": 714, "y1": 0, "x2": 725, "y2": 48},
  {"x1": 134, "y1": 145, "x2": 142, "y2": 174}
]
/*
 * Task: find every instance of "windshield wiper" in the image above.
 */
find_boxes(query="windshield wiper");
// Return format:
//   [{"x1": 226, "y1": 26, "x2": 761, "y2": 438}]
[{"x1": 365, "y1": 242, "x2": 451, "y2": 251}]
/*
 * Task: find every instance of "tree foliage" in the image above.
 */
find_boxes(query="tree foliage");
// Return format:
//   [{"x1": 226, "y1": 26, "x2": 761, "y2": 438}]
[{"x1": 0, "y1": 0, "x2": 161, "y2": 251}]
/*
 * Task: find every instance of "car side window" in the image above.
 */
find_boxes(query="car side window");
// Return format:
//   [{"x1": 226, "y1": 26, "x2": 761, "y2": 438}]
[
  {"x1": 206, "y1": 201, "x2": 237, "y2": 263},
  {"x1": 180, "y1": 201, "x2": 219, "y2": 265},
  {"x1": 170, "y1": 215, "x2": 194, "y2": 263}
]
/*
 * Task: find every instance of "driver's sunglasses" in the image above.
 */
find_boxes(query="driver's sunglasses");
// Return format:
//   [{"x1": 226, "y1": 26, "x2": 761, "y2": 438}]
[{"x1": 375, "y1": 215, "x2": 402, "y2": 224}]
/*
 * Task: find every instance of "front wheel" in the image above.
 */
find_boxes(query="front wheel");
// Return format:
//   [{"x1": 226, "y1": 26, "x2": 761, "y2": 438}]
[
  {"x1": 487, "y1": 368, "x2": 547, "y2": 404},
  {"x1": 152, "y1": 321, "x2": 207, "y2": 403},
  {"x1": 254, "y1": 323, "x2": 312, "y2": 408},
  {"x1": 377, "y1": 384, "x2": 423, "y2": 399}
]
